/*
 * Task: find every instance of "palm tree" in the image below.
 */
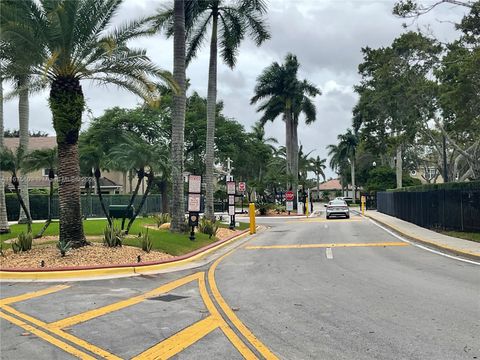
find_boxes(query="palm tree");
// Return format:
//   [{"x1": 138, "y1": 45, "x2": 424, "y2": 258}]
[
  {"x1": 0, "y1": 77, "x2": 10, "y2": 233},
  {"x1": 1, "y1": 0, "x2": 175, "y2": 247},
  {"x1": 310, "y1": 156, "x2": 326, "y2": 201},
  {"x1": 327, "y1": 143, "x2": 349, "y2": 197},
  {"x1": 156, "y1": 0, "x2": 270, "y2": 220},
  {"x1": 0, "y1": 146, "x2": 32, "y2": 232},
  {"x1": 251, "y1": 54, "x2": 320, "y2": 196},
  {"x1": 23, "y1": 147, "x2": 57, "y2": 237}
]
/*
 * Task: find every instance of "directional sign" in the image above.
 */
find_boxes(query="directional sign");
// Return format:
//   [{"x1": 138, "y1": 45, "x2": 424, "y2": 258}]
[
  {"x1": 238, "y1": 181, "x2": 246, "y2": 192},
  {"x1": 227, "y1": 181, "x2": 236, "y2": 195},
  {"x1": 285, "y1": 191, "x2": 294, "y2": 201},
  {"x1": 188, "y1": 175, "x2": 202, "y2": 193},
  {"x1": 188, "y1": 194, "x2": 201, "y2": 212}
]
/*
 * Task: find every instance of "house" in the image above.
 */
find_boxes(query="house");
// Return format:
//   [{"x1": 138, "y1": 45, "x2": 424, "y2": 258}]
[
  {"x1": 309, "y1": 179, "x2": 359, "y2": 200},
  {"x1": 2, "y1": 136, "x2": 136, "y2": 195}
]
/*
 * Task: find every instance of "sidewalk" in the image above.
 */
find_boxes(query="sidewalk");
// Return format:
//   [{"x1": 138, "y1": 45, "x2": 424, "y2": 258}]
[{"x1": 365, "y1": 210, "x2": 480, "y2": 261}]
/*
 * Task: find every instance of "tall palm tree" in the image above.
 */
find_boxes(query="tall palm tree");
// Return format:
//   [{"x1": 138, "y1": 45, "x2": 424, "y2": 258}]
[
  {"x1": 310, "y1": 156, "x2": 326, "y2": 201},
  {"x1": 1, "y1": 0, "x2": 175, "y2": 247},
  {"x1": 327, "y1": 143, "x2": 349, "y2": 197},
  {"x1": 251, "y1": 54, "x2": 320, "y2": 196},
  {"x1": 0, "y1": 146, "x2": 32, "y2": 232},
  {"x1": 23, "y1": 147, "x2": 57, "y2": 237},
  {"x1": 156, "y1": 0, "x2": 270, "y2": 220},
  {"x1": 0, "y1": 77, "x2": 10, "y2": 233}
]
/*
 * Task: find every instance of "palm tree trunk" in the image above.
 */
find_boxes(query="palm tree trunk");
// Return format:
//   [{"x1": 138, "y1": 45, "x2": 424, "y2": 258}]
[
  {"x1": 316, "y1": 174, "x2": 320, "y2": 202},
  {"x1": 121, "y1": 171, "x2": 143, "y2": 230},
  {"x1": 126, "y1": 174, "x2": 154, "y2": 234},
  {"x1": 35, "y1": 178, "x2": 53, "y2": 238},
  {"x1": 285, "y1": 109, "x2": 292, "y2": 185},
  {"x1": 170, "y1": 0, "x2": 187, "y2": 232},
  {"x1": 122, "y1": 171, "x2": 127, "y2": 194},
  {"x1": 57, "y1": 142, "x2": 86, "y2": 247},
  {"x1": 204, "y1": 9, "x2": 219, "y2": 221},
  {"x1": 396, "y1": 144, "x2": 402, "y2": 188},
  {"x1": 291, "y1": 119, "x2": 299, "y2": 187},
  {"x1": 351, "y1": 156, "x2": 356, "y2": 201},
  {"x1": 12, "y1": 173, "x2": 32, "y2": 233},
  {"x1": 95, "y1": 168, "x2": 112, "y2": 226},
  {"x1": 18, "y1": 79, "x2": 31, "y2": 223},
  {"x1": 0, "y1": 78, "x2": 10, "y2": 233}
]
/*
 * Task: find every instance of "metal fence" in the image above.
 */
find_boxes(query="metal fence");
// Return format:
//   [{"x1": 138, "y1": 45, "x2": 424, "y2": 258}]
[
  {"x1": 377, "y1": 187, "x2": 480, "y2": 232},
  {"x1": 5, "y1": 194, "x2": 163, "y2": 221}
]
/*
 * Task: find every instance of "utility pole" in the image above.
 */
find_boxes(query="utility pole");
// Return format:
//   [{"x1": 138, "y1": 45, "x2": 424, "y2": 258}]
[{"x1": 442, "y1": 134, "x2": 448, "y2": 183}]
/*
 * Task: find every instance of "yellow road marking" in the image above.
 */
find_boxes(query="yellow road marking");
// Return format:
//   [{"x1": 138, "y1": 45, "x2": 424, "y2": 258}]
[
  {"x1": 287, "y1": 218, "x2": 363, "y2": 223},
  {"x1": 208, "y1": 252, "x2": 279, "y2": 360},
  {"x1": 0, "y1": 285, "x2": 70, "y2": 306},
  {"x1": 198, "y1": 274, "x2": 258, "y2": 359},
  {"x1": 2, "y1": 305, "x2": 121, "y2": 360},
  {"x1": 245, "y1": 242, "x2": 409, "y2": 250},
  {"x1": 50, "y1": 272, "x2": 201, "y2": 329},
  {"x1": 0, "y1": 311, "x2": 96, "y2": 360},
  {"x1": 132, "y1": 315, "x2": 220, "y2": 359}
]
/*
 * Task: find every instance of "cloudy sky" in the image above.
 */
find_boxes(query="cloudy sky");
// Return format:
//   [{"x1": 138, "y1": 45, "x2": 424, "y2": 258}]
[{"x1": 3, "y1": 0, "x2": 466, "y2": 178}]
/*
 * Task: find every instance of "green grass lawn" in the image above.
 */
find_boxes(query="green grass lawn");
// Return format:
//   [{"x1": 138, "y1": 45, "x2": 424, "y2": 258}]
[
  {"x1": 440, "y1": 230, "x2": 480, "y2": 244},
  {"x1": 1, "y1": 217, "x2": 250, "y2": 256}
]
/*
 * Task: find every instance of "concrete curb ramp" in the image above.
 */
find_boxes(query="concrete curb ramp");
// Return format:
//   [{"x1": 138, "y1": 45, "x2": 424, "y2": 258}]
[
  {"x1": 0, "y1": 230, "x2": 250, "y2": 282},
  {"x1": 365, "y1": 212, "x2": 480, "y2": 262}
]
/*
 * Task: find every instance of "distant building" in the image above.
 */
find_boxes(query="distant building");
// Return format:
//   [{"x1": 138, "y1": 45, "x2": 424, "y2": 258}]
[
  {"x1": 2, "y1": 136, "x2": 139, "y2": 195},
  {"x1": 309, "y1": 179, "x2": 358, "y2": 200}
]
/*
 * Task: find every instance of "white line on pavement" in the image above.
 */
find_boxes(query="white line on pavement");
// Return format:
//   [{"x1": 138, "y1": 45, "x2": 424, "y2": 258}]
[
  {"x1": 326, "y1": 248, "x2": 333, "y2": 259},
  {"x1": 369, "y1": 218, "x2": 480, "y2": 266}
]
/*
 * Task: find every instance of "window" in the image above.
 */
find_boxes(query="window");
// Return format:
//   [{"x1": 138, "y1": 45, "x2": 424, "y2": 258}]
[{"x1": 43, "y1": 168, "x2": 49, "y2": 176}]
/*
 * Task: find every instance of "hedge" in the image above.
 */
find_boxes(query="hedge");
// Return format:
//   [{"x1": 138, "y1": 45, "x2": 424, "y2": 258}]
[{"x1": 386, "y1": 181, "x2": 480, "y2": 193}]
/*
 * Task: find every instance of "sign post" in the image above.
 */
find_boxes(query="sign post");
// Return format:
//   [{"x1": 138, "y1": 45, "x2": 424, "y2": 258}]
[
  {"x1": 227, "y1": 180, "x2": 236, "y2": 230},
  {"x1": 238, "y1": 182, "x2": 246, "y2": 213},
  {"x1": 188, "y1": 175, "x2": 202, "y2": 241}
]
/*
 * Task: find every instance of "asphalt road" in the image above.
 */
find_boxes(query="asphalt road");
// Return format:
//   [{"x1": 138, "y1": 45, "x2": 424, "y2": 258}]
[{"x1": 1, "y1": 212, "x2": 479, "y2": 359}]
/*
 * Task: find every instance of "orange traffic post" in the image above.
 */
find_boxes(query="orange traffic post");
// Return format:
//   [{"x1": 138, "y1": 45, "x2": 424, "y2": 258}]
[{"x1": 249, "y1": 203, "x2": 256, "y2": 234}]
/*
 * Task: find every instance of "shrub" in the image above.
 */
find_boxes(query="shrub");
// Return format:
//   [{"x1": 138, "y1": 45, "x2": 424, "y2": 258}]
[
  {"x1": 138, "y1": 230, "x2": 153, "y2": 253},
  {"x1": 152, "y1": 213, "x2": 172, "y2": 228},
  {"x1": 274, "y1": 204, "x2": 286, "y2": 214},
  {"x1": 256, "y1": 201, "x2": 272, "y2": 216},
  {"x1": 198, "y1": 218, "x2": 219, "y2": 238},
  {"x1": 56, "y1": 240, "x2": 72, "y2": 257},
  {"x1": 103, "y1": 222, "x2": 123, "y2": 247},
  {"x1": 12, "y1": 232, "x2": 33, "y2": 253}
]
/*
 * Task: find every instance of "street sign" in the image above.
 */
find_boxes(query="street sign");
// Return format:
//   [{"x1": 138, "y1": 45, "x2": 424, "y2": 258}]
[
  {"x1": 285, "y1": 191, "x2": 294, "y2": 201},
  {"x1": 188, "y1": 194, "x2": 201, "y2": 212},
  {"x1": 227, "y1": 181, "x2": 236, "y2": 195},
  {"x1": 229, "y1": 205, "x2": 235, "y2": 216},
  {"x1": 228, "y1": 195, "x2": 235, "y2": 204},
  {"x1": 238, "y1": 181, "x2": 246, "y2": 192},
  {"x1": 286, "y1": 201, "x2": 293, "y2": 211},
  {"x1": 188, "y1": 175, "x2": 202, "y2": 193}
]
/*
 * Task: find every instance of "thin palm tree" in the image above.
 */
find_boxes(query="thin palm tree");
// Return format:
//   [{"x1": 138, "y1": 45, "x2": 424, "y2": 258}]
[
  {"x1": 23, "y1": 147, "x2": 58, "y2": 237},
  {"x1": 337, "y1": 129, "x2": 359, "y2": 201},
  {"x1": 310, "y1": 155, "x2": 326, "y2": 201},
  {"x1": 0, "y1": 76, "x2": 10, "y2": 233},
  {"x1": 251, "y1": 54, "x2": 320, "y2": 196},
  {"x1": 0, "y1": 146, "x2": 32, "y2": 232},
  {"x1": 156, "y1": 0, "x2": 270, "y2": 220},
  {"x1": 326, "y1": 143, "x2": 349, "y2": 197},
  {"x1": 1, "y1": 0, "x2": 176, "y2": 247}
]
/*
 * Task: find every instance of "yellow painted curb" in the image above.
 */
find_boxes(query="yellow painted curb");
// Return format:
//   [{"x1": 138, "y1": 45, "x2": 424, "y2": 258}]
[{"x1": 0, "y1": 231, "x2": 251, "y2": 281}]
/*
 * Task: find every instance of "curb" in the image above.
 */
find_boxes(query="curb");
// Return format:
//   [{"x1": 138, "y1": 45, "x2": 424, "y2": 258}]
[
  {"x1": 0, "y1": 229, "x2": 251, "y2": 281},
  {"x1": 365, "y1": 214, "x2": 480, "y2": 262}
]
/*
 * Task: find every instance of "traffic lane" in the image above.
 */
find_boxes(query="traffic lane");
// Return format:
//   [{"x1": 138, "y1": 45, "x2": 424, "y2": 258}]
[{"x1": 214, "y1": 220, "x2": 480, "y2": 359}]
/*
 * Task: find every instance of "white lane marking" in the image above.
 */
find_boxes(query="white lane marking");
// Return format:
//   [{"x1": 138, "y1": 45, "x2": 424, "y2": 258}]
[
  {"x1": 369, "y1": 218, "x2": 480, "y2": 266},
  {"x1": 326, "y1": 248, "x2": 333, "y2": 259}
]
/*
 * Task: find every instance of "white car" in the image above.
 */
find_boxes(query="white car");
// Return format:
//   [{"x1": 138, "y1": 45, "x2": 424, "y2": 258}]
[{"x1": 325, "y1": 199, "x2": 350, "y2": 219}]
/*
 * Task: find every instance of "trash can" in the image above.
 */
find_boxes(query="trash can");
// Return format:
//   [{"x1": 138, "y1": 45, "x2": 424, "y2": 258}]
[{"x1": 109, "y1": 205, "x2": 134, "y2": 219}]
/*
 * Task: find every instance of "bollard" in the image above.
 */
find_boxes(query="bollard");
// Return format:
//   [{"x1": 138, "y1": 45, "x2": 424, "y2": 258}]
[
  {"x1": 249, "y1": 203, "x2": 256, "y2": 234},
  {"x1": 305, "y1": 197, "x2": 309, "y2": 217}
]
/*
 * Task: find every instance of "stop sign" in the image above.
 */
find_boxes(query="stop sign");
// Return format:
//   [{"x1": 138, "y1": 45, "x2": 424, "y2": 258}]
[
  {"x1": 238, "y1": 182, "x2": 246, "y2": 192},
  {"x1": 285, "y1": 191, "x2": 294, "y2": 201}
]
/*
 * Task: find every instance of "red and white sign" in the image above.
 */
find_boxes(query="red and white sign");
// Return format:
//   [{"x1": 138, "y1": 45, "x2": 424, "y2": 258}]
[
  {"x1": 188, "y1": 175, "x2": 202, "y2": 193},
  {"x1": 286, "y1": 201, "x2": 293, "y2": 212},
  {"x1": 227, "y1": 181, "x2": 236, "y2": 195},
  {"x1": 188, "y1": 194, "x2": 201, "y2": 212},
  {"x1": 238, "y1": 182, "x2": 246, "y2": 192},
  {"x1": 285, "y1": 191, "x2": 294, "y2": 201}
]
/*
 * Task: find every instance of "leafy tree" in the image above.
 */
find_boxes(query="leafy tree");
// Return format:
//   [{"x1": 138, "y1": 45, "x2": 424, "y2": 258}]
[
  {"x1": 1, "y1": 0, "x2": 175, "y2": 247},
  {"x1": 23, "y1": 147, "x2": 58, "y2": 237}
]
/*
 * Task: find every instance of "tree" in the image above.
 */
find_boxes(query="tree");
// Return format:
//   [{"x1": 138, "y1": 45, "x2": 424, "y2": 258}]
[
  {"x1": 337, "y1": 129, "x2": 359, "y2": 201},
  {"x1": 1, "y1": 0, "x2": 175, "y2": 247},
  {"x1": 251, "y1": 53, "x2": 320, "y2": 197},
  {"x1": 0, "y1": 146, "x2": 32, "y2": 232},
  {"x1": 0, "y1": 78, "x2": 10, "y2": 233},
  {"x1": 156, "y1": 0, "x2": 270, "y2": 219},
  {"x1": 310, "y1": 156, "x2": 326, "y2": 201},
  {"x1": 393, "y1": 0, "x2": 474, "y2": 19},
  {"x1": 23, "y1": 147, "x2": 58, "y2": 237},
  {"x1": 326, "y1": 143, "x2": 350, "y2": 196}
]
